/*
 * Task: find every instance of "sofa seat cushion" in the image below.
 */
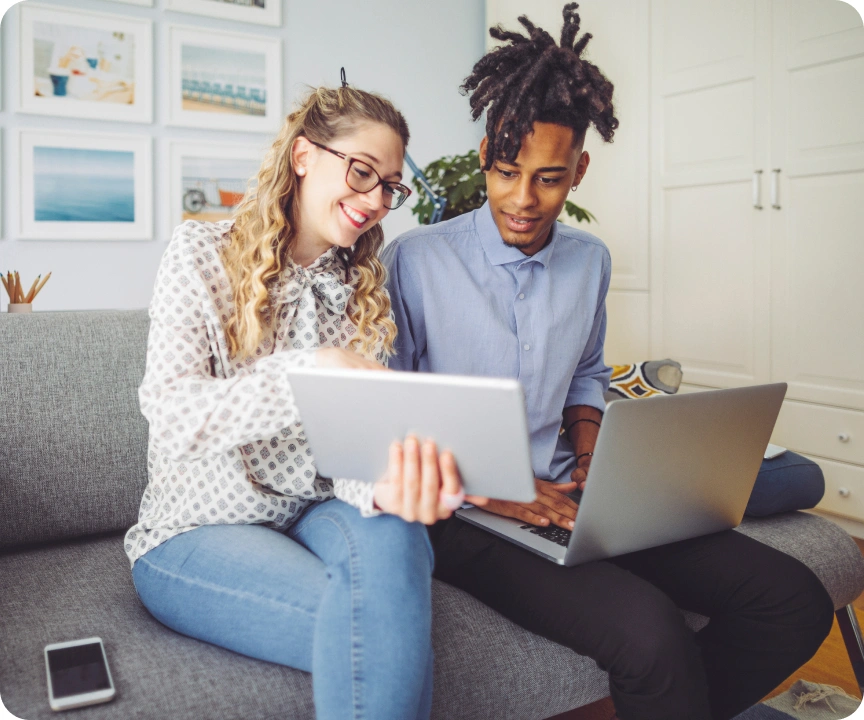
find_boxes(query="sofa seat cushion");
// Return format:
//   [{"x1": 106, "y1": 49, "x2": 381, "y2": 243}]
[
  {"x1": 0, "y1": 533, "x2": 608, "y2": 720},
  {"x1": 1, "y1": 513, "x2": 862, "y2": 720}
]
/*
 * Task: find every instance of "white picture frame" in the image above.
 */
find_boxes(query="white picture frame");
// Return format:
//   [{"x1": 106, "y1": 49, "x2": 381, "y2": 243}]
[
  {"x1": 19, "y1": 130, "x2": 153, "y2": 241},
  {"x1": 168, "y1": 25, "x2": 282, "y2": 132},
  {"x1": 18, "y1": 4, "x2": 153, "y2": 123},
  {"x1": 167, "y1": 140, "x2": 264, "y2": 239},
  {"x1": 166, "y1": 0, "x2": 281, "y2": 27},
  {"x1": 104, "y1": 0, "x2": 154, "y2": 6}
]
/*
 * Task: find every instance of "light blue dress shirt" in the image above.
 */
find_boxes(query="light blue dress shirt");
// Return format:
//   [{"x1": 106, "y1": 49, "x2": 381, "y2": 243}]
[{"x1": 381, "y1": 201, "x2": 612, "y2": 483}]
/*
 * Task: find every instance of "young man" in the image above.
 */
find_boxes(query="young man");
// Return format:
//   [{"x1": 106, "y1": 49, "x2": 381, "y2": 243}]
[{"x1": 381, "y1": 5, "x2": 834, "y2": 719}]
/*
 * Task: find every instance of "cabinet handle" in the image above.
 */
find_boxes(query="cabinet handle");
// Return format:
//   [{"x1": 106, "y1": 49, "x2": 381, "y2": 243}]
[
  {"x1": 839, "y1": 487, "x2": 851, "y2": 498},
  {"x1": 839, "y1": 433, "x2": 851, "y2": 443},
  {"x1": 753, "y1": 170, "x2": 763, "y2": 210},
  {"x1": 771, "y1": 169, "x2": 781, "y2": 210}
]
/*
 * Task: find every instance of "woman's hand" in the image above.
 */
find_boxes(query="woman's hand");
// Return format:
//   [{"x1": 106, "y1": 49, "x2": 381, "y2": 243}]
[
  {"x1": 374, "y1": 436, "x2": 488, "y2": 525},
  {"x1": 316, "y1": 347, "x2": 388, "y2": 371}
]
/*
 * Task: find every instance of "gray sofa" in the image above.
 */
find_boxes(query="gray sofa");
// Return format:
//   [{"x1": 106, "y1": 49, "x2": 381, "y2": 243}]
[{"x1": 2, "y1": 309, "x2": 864, "y2": 720}]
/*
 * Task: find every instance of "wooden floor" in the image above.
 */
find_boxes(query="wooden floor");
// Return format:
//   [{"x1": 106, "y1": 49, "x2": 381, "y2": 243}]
[{"x1": 548, "y1": 538, "x2": 864, "y2": 720}]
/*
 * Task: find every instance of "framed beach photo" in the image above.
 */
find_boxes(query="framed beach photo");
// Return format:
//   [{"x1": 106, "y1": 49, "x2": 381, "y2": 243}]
[
  {"x1": 168, "y1": 25, "x2": 282, "y2": 132},
  {"x1": 168, "y1": 141, "x2": 263, "y2": 238},
  {"x1": 19, "y1": 130, "x2": 153, "y2": 241},
  {"x1": 166, "y1": 0, "x2": 280, "y2": 27},
  {"x1": 18, "y1": 4, "x2": 153, "y2": 123}
]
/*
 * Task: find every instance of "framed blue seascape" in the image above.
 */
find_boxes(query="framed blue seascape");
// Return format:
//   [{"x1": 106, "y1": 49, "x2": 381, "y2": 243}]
[{"x1": 20, "y1": 130, "x2": 152, "y2": 240}]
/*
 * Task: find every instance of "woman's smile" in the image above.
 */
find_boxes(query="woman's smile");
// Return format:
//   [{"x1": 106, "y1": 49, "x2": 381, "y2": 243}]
[{"x1": 340, "y1": 202, "x2": 370, "y2": 228}]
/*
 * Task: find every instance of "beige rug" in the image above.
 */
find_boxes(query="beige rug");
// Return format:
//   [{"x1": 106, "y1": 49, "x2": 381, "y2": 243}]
[{"x1": 734, "y1": 680, "x2": 861, "y2": 719}]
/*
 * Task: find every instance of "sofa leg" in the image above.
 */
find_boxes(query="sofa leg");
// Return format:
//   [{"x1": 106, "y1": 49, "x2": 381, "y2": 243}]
[{"x1": 836, "y1": 605, "x2": 864, "y2": 693}]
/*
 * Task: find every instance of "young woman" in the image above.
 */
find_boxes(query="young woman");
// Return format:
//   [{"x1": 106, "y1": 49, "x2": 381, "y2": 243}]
[{"x1": 125, "y1": 85, "x2": 480, "y2": 720}]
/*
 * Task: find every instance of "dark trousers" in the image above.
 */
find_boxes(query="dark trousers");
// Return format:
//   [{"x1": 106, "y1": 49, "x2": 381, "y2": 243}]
[{"x1": 429, "y1": 518, "x2": 834, "y2": 720}]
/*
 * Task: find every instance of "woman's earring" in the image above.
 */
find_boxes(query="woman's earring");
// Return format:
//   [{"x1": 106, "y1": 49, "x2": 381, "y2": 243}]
[{"x1": 571, "y1": 185, "x2": 578, "y2": 191}]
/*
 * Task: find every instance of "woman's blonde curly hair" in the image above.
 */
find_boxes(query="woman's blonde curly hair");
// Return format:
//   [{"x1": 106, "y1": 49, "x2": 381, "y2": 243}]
[{"x1": 222, "y1": 85, "x2": 407, "y2": 361}]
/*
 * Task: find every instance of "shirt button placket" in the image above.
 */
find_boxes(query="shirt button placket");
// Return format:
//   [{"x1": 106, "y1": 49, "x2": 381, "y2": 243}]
[{"x1": 514, "y1": 270, "x2": 534, "y2": 384}]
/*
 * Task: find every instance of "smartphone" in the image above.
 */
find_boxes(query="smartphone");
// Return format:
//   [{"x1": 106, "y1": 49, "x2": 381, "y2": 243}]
[{"x1": 44, "y1": 637, "x2": 115, "y2": 711}]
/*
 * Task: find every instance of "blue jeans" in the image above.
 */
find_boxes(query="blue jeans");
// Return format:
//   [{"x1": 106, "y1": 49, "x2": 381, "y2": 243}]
[{"x1": 131, "y1": 499, "x2": 435, "y2": 720}]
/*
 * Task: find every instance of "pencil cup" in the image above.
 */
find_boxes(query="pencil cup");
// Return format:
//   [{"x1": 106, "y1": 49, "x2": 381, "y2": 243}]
[{"x1": 8, "y1": 303, "x2": 33, "y2": 313}]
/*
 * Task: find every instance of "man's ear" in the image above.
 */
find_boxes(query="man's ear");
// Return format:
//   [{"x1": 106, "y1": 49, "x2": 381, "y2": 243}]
[
  {"x1": 292, "y1": 136, "x2": 312, "y2": 177},
  {"x1": 479, "y1": 136, "x2": 489, "y2": 171},
  {"x1": 572, "y1": 150, "x2": 590, "y2": 189}
]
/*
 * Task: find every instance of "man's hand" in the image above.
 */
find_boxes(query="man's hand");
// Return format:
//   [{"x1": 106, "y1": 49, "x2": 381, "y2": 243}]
[
  {"x1": 569, "y1": 455, "x2": 592, "y2": 492},
  {"x1": 316, "y1": 347, "x2": 389, "y2": 371},
  {"x1": 482, "y1": 478, "x2": 579, "y2": 530}
]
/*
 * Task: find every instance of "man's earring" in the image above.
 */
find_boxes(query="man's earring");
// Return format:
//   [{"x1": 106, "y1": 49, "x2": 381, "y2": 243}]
[{"x1": 571, "y1": 185, "x2": 578, "y2": 191}]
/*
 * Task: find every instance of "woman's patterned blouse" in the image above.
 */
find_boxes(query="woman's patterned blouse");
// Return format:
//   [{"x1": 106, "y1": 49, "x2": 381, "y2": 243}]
[{"x1": 124, "y1": 220, "x2": 382, "y2": 566}]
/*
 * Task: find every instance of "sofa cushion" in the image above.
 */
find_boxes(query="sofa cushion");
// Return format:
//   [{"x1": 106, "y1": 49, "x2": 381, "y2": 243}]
[
  {"x1": 604, "y1": 359, "x2": 683, "y2": 402},
  {"x1": 0, "y1": 310, "x2": 151, "y2": 550},
  {"x1": 1, "y1": 512, "x2": 861, "y2": 720},
  {"x1": 0, "y1": 534, "x2": 607, "y2": 720}
]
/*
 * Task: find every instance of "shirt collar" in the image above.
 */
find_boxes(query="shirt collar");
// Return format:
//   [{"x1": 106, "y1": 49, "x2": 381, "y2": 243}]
[{"x1": 475, "y1": 201, "x2": 559, "y2": 269}]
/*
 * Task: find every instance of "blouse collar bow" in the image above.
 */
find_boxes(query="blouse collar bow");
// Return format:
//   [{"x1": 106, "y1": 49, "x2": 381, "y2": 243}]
[{"x1": 275, "y1": 247, "x2": 355, "y2": 314}]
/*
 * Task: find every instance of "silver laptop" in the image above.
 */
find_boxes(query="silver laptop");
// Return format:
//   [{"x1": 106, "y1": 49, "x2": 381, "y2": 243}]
[
  {"x1": 285, "y1": 368, "x2": 536, "y2": 502},
  {"x1": 456, "y1": 383, "x2": 787, "y2": 566}
]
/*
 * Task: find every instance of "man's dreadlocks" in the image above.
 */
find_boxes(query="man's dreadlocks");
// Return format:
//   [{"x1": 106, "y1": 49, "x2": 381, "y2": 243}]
[{"x1": 462, "y1": 2, "x2": 619, "y2": 171}]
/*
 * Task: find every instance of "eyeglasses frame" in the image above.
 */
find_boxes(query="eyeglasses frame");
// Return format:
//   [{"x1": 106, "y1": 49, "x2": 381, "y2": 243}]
[{"x1": 307, "y1": 139, "x2": 412, "y2": 210}]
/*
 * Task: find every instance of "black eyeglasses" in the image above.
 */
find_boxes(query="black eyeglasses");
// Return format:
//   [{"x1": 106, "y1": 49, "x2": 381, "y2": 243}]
[{"x1": 308, "y1": 140, "x2": 412, "y2": 210}]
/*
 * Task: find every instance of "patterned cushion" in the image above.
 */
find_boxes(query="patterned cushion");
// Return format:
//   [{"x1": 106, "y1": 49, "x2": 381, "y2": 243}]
[{"x1": 605, "y1": 359, "x2": 683, "y2": 402}]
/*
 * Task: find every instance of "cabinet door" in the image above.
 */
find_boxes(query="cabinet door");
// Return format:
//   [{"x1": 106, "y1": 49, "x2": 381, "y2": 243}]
[
  {"x1": 651, "y1": 0, "x2": 772, "y2": 388},
  {"x1": 770, "y1": 0, "x2": 864, "y2": 411}
]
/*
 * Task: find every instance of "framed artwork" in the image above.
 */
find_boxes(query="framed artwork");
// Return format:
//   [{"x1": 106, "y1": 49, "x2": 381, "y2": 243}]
[
  {"x1": 168, "y1": 25, "x2": 282, "y2": 132},
  {"x1": 166, "y1": 0, "x2": 281, "y2": 27},
  {"x1": 18, "y1": 4, "x2": 153, "y2": 123},
  {"x1": 104, "y1": 0, "x2": 154, "y2": 6},
  {"x1": 168, "y1": 141, "x2": 263, "y2": 238},
  {"x1": 19, "y1": 130, "x2": 153, "y2": 241}
]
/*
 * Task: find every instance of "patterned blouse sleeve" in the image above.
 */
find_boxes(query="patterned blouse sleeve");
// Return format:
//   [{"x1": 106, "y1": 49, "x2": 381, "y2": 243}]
[
  {"x1": 139, "y1": 225, "x2": 315, "y2": 462},
  {"x1": 329, "y1": 310, "x2": 394, "y2": 517}
]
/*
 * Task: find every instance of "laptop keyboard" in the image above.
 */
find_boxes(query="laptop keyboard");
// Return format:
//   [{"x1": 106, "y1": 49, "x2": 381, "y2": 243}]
[{"x1": 520, "y1": 524, "x2": 572, "y2": 547}]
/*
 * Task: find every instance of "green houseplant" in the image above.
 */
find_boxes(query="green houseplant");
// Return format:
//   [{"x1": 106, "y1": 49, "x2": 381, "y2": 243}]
[{"x1": 411, "y1": 149, "x2": 597, "y2": 226}]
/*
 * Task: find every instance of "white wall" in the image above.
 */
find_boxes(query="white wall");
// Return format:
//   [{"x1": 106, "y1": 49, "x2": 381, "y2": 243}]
[{"x1": 0, "y1": 0, "x2": 487, "y2": 311}]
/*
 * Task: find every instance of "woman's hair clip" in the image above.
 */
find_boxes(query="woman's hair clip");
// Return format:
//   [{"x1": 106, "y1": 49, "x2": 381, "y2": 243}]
[{"x1": 340, "y1": 67, "x2": 348, "y2": 88}]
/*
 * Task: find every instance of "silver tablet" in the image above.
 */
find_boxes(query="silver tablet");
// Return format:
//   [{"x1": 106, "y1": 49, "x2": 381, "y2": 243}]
[{"x1": 285, "y1": 368, "x2": 536, "y2": 502}]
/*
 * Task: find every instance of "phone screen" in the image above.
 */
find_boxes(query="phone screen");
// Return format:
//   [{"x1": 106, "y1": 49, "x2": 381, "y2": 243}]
[{"x1": 47, "y1": 643, "x2": 111, "y2": 699}]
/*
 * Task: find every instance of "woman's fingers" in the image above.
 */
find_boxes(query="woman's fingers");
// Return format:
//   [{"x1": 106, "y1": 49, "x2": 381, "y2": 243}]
[
  {"x1": 401, "y1": 435, "x2": 420, "y2": 522},
  {"x1": 388, "y1": 440, "x2": 404, "y2": 511},
  {"x1": 437, "y1": 450, "x2": 465, "y2": 518},
  {"x1": 419, "y1": 440, "x2": 441, "y2": 524}
]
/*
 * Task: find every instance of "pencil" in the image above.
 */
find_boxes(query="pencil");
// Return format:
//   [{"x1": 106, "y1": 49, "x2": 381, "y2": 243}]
[
  {"x1": 15, "y1": 272, "x2": 24, "y2": 304},
  {"x1": 11, "y1": 272, "x2": 19, "y2": 303},
  {"x1": 24, "y1": 275, "x2": 41, "y2": 304},
  {"x1": 0, "y1": 273, "x2": 9, "y2": 299},
  {"x1": 31, "y1": 272, "x2": 52, "y2": 301}
]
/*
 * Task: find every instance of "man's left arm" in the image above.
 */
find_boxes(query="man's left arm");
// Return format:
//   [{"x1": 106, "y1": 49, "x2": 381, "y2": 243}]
[{"x1": 563, "y1": 250, "x2": 612, "y2": 490}]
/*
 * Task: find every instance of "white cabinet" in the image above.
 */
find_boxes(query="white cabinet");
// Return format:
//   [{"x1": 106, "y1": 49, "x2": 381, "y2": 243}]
[
  {"x1": 769, "y1": 1, "x2": 864, "y2": 412},
  {"x1": 653, "y1": 0, "x2": 864, "y2": 524},
  {"x1": 650, "y1": 0, "x2": 773, "y2": 389}
]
